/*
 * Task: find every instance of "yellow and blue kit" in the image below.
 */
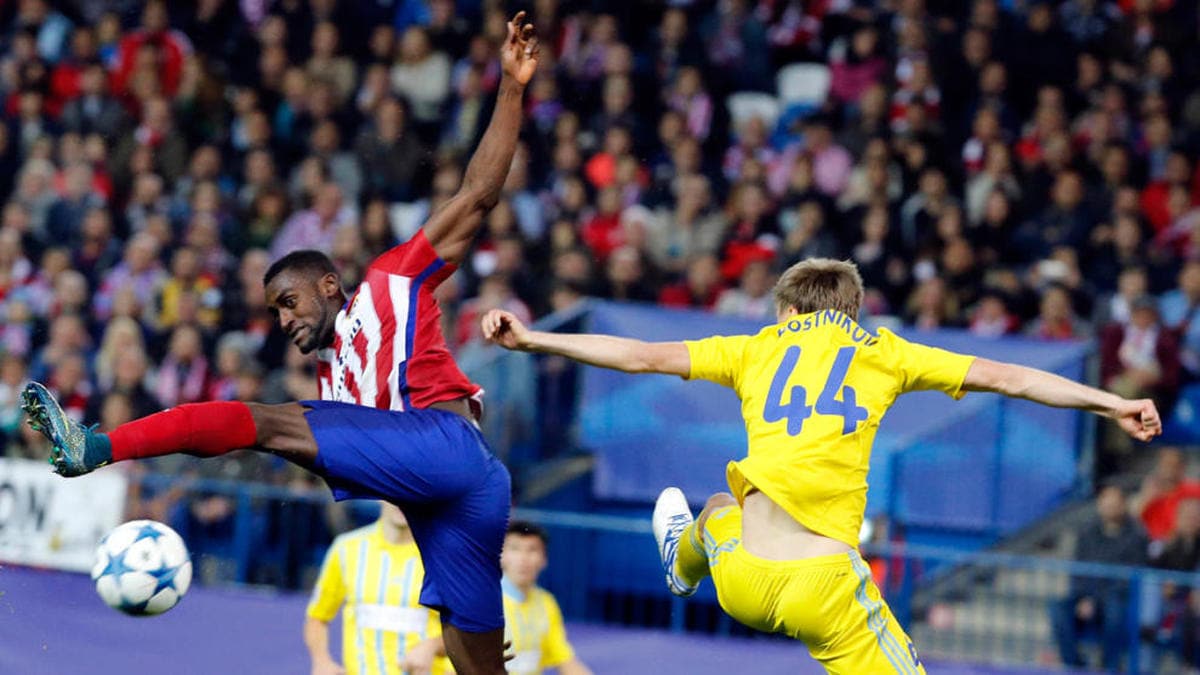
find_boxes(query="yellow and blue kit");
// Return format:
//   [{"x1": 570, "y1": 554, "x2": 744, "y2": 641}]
[
  {"x1": 500, "y1": 577, "x2": 576, "y2": 675},
  {"x1": 685, "y1": 309, "x2": 975, "y2": 674},
  {"x1": 307, "y1": 522, "x2": 453, "y2": 675}
]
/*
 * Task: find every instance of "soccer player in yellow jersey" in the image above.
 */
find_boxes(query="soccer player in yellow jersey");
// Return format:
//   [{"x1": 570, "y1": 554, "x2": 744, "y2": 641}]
[
  {"x1": 305, "y1": 502, "x2": 452, "y2": 675},
  {"x1": 481, "y1": 258, "x2": 1163, "y2": 674},
  {"x1": 499, "y1": 521, "x2": 592, "y2": 675}
]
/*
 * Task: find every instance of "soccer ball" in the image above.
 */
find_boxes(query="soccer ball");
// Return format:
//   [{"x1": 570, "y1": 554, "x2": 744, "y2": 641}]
[{"x1": 92, "y1": 520, "x2": 192, "y2": 616}]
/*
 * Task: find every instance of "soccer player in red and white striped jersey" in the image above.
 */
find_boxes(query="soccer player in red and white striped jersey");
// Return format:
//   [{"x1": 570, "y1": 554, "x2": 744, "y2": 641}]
[{"x1": 23, "y1": 13, "x2": 540, "y2": 675}]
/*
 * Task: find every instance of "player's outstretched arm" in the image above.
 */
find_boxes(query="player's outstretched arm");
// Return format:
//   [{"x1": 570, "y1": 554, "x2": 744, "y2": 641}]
[
  {"x1": 482, "y1": 309, "x2": 691, "y2": 377},
  {"x1": 962, "y1": 357, "x2": 1162, "y2": 442},
  {"x1": 421, "y1": 11, "x2": 538, "y2": 265}
]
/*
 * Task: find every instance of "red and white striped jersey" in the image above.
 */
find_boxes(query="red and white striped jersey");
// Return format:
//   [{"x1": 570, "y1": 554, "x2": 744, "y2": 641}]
[{"x1": 315, "y1": 231, "x2": 480, "y2": 411}]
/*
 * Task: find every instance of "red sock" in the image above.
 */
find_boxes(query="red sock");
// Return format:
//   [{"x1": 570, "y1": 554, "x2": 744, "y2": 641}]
[{"x1": 108, "y1": 402, "x2": 259, "y2": 462}]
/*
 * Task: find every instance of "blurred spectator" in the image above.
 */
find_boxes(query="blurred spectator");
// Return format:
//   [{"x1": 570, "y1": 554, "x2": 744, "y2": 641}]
[
  {"x1": 47, "y1": 351, "x2": 89, "y2": 422},
  {"x1": 1027, "y1": 284, "x2": 1089, "y2": 341},
  {"x1": 714, "y1": 258, "x2": 775, "y2": 321},
  {"x1": 699, "y1": 0, "x2": 770, "y2": 92},
  {"x1": 455, "y1": 275, "x2": 532, "y2": 349},
  {"x1": 12, "y1": 0, "x2": 72, "y2": 64},
  {"x1": 207, "y1": 332, "x2": 255, "y2": 402},
  {"x1": 829, "y1": 24, "x2": 886, "y2": 106},
  {"x1": 598, "y1": 246, "x2": 655, "y2": 303},
  {"x1": 645, "y1": 174, "x2": 725, "y2": 276},
  {"x1": 153, "y1": 324, "x2": 211, "y2": 408},
  {"x1": 1100, "y1": 295, "x2": 1181, "y2": 414},
  {"x1": 659, "y1": 254, "x2": 724, "y2": 310},
  {"x1": 1151, "y1": 497, "x2": 1200, "y2": 571},
  {"x1": 269, "y1": 182, "x2": 353, "y2": 261},
  {"x1": 1140, "y1": 496, "x2": 1200, "y2": 664},
  {"x1": 1013, "y1": 170, "x2": 1093, "y2": 263},
  {"x1": 304, "y1": 22, "x2": 356, "y2": 105},
  {"x1": 1160, "y1": 261, "x2": 1200, "y2": 378},
  {"x1": 900, "y1": 167, "x2": 958, "y2": 254},
  {"x1": 93, "y1": 233, "x2": 166, "y2": 322},
  {"x1": 802, "y1": 118, "x2": 853, "y2": 198},
  {"x1": 354, "y1": 97, "x2": 426, "y2": 201},
  {"x1": 965, "y1": 143, "x2": 1021, "y2": 227},
  {"x1": 29, "y1": 312, "x2": 91, "y2": 382},
  {"x1": 0, "y1": 354, "x2": 28, "y2": 443},
  {"x1": 112, "y1": 97, "x2": 188, "y2": 185},
  {"x1": 93, "y1": 316, "x2": 144, "y2": 391},
  {"x1": 1051, "y1": 485, "x2": 1149, "y2": 671},
  {"x1": 156, "y1": 247, "x2": 221, "y2": 331},
  {"x1": 391, "y1": 26, "x2": 451, "y2": 134},
  {"x1": 779, "y1": 200, "x2": 839, "y2": 266},
  {"x1": 1098, "y1": 267, "x2": 1150, "y2": 327},
  {"x1": 968, "y1": 290, "x2": 1019, "y2": 338},
  {"x1": 60, "y1": 62, "x2": 126, "y2": 138},
  {"x1": 580, "y1": 186, "x2": 626, "y2": 262},
  {"x1": 1134, "y1": 448, "x2": 1200, "y2": 543},
  {"x1": 905, "y1": 276, "x2": 959, "y2": 331},
  {"x1": 665, "y1": 67, "x2": 712, "y2": 142}
]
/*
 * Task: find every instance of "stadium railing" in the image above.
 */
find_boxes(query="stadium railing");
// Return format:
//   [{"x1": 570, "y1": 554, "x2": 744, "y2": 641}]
[{"x1": 139, "y1": 472, "x2": 1198, "y2": 673}]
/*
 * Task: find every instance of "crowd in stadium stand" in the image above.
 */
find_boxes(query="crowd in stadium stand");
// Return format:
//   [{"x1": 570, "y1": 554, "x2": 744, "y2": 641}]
[{"x1": 1, "y1": 0, "x2": 1199, "y2": 501}]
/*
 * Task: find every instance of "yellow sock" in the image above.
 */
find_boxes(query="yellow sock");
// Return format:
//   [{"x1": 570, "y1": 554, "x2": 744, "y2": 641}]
[{"x1": 674, "y1": 521, "x2": 711, "y2": 585}]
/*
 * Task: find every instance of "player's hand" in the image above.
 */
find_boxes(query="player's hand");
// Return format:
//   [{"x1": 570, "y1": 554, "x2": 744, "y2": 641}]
[
  {"x1": 398, "y1": 637, "x2": 438, "y2": 674},
  {"x1": 504, "y1": 640, "x2": 515, "y2": 662},
  {"x1": 1113, "y1": 398, "x2": 1162, "y2": 442},
  {"x1": 481, "y1": 309, "x2": 532, "y2": 351},
  {"x1": 499, "y1": 11, "x2": 539, "y2": 86},
  {"x1": 311, "y1": 657, "x2": 346, "y2": 675}
]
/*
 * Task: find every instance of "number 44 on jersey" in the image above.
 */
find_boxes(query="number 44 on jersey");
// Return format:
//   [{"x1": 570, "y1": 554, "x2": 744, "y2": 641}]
[{"x1": 763, "y1": 346, "x2": 869, "y2": 436}]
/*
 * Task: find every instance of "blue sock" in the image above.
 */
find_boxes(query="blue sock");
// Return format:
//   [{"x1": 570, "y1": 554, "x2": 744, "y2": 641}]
[{"x1": 84, "y1": 429, "x2": 114, "y2": 468}]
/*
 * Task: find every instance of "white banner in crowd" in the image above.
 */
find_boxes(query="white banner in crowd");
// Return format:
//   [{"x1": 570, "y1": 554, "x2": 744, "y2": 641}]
[{"x1": 0, "y1": 458, "x2": 128, "y2": 573}]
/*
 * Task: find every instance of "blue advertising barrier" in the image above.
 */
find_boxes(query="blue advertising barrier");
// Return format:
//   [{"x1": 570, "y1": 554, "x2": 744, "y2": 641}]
[{"x1": 578, "y1": 302, "x2": 1091, "y2": 541}]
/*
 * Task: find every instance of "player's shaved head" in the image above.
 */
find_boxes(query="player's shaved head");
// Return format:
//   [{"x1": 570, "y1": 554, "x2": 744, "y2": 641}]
[
  {"x1": 263, "y1": 249, "x2": 338, "y2": 287},
  {"x1": 773, "y1": 258, "x2": 864, "y2": 319}
]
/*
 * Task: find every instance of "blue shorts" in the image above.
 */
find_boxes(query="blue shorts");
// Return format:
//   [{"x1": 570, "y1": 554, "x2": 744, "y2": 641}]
[{"x1": 302, "y1": 401, "x2": 511, "y2": 633}]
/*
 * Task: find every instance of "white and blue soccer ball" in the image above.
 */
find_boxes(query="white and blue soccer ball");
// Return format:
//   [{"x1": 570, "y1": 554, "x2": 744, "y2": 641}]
[{"x1": 92, "y1": 520, "x2": 192, "y2": 616}]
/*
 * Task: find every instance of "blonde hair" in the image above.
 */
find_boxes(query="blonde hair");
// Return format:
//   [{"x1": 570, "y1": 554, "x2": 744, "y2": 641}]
[
  {"x1": 95, "y1": 316, "x2": 146, "y2": 390},
  {"x1": 773, "y1": 258, "x2": 864, "y2": 317}
]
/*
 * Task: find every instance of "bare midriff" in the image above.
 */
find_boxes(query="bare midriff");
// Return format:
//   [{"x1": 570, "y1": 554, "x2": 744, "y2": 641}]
[{"x1": 741, "y1": 489, "x2": 854, "y2": 560}]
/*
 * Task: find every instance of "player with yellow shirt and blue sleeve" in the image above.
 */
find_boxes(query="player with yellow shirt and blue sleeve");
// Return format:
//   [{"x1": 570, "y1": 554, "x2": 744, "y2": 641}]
[
  {"x1": 305, "y1": 502, "x2": 453, "y2": 675},
  {"x1": 481, "y1": 258, "x2": 1163, "y2": 674},
  {"x1": 500, "y1": 521, "x2": 591, "y2": 675}
]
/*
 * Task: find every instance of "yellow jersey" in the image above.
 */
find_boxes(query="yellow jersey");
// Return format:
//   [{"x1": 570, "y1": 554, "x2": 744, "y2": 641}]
[
  {"x1": 501, "y1": 578, "x2": 575, "y2": 675},
  {"x1": 307, "y1": 523, "x2": 452, "y2": 675},
  {"x1": 685, "y1": 309, "x2": 975, "y2": 548}
]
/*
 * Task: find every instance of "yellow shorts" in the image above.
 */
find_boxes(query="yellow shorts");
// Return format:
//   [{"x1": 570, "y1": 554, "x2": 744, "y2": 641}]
[{"x1": 702, "y1": 506, "x2": 925, "y2": 675}]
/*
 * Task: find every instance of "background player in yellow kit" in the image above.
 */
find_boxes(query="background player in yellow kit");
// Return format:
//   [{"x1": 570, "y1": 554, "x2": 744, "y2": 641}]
[
  {"x1": 499, "y1": 521, "x2": 592, "y2": 675},
  {"x1": 481, "y1": 258, "x2": 1162, "y2": 674},
  {"x1": 305, "y1": 502, "x2": 452, "y2": 675}
]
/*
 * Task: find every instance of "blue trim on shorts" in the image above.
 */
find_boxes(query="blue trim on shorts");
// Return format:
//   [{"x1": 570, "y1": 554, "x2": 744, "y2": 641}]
[
  {"x1": 399, "y1": 258, "x2": 445, "y2": 409},
  {"x1": 850, "y1": 553, "x2": 915, "y2": 675}
]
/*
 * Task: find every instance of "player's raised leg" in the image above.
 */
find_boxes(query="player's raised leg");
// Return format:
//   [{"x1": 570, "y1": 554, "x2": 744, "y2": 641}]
[
  {"x1": 22, "y1": 381, "x2": 320, "y2": 476},
  {"x1": 653, "y1": 488, "x2": 738, "y2": 596}
]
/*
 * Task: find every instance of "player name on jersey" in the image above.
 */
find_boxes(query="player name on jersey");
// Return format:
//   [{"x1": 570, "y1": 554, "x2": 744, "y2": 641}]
[{"x1": 776, "y1": 309, "x2": 878, "y2": 346}]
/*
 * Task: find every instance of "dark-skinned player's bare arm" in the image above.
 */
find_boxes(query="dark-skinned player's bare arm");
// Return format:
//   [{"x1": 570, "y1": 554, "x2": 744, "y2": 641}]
[{"x1": 422, "y1": 11, "x2": 539, "y2": 266}]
